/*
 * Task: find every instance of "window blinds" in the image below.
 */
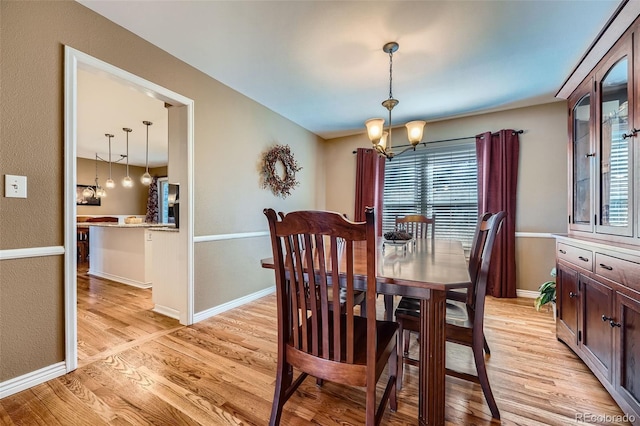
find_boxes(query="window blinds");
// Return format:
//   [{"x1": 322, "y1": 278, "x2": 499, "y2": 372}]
[{"x1": 382, "y1": 142, "x2": 478, "y2": 250}]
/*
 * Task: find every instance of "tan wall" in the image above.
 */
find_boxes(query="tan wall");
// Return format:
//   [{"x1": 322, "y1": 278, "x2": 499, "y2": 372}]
[
  {"x1": 0, "y1": 1, "x2": 324, "y2": 382},
  {"x1": 324, "y1": 101, "x2": 568, "y2": 292},
  {"x1": 76, "y1": 158, "x2": 148, "y2": 216}
]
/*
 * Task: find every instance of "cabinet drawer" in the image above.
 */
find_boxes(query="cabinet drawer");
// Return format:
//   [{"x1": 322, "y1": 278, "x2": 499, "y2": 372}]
[
  {"x1": 595, "y1": 253, "x2": 640, "y2": 292},
  {"x1": 557, "y1": 242, "x2": 593, "y2": 271}
]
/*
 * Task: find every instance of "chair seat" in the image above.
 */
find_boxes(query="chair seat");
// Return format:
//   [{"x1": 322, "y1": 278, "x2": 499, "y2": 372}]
[
  {"x1": 395, "y1": 296, "x2": 471, "y2": 328},
  {"x1": 296, "y1": 314, "x2": 398, "y2": 366}
]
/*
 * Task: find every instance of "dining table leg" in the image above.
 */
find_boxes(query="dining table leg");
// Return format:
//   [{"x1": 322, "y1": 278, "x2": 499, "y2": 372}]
[{"x1": 419, "y1": 289, "x2": 446, "y2": 426}]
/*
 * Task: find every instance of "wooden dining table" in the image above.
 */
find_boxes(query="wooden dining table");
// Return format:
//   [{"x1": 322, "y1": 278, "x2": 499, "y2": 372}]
[{"x1": 261, "y1": 237, "x2": 471, "y2": 425}]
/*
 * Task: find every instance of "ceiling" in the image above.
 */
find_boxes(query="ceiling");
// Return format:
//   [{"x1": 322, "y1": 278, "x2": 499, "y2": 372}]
[
  {"x1": 77, "y1": 0, "x2": 621, "y2": 147},
  {"x1": 78, "y1": 69, "x2": 168, "y2": 168}
]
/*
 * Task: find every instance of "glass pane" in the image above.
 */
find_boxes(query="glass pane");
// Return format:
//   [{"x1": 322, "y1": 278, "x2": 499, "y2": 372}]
[
  {"x1": 600, "y1": 58, "x2": 629, "y2": 227},
  {"x1": 573, "y1": 94, "x2": 591, "y2": 224}
]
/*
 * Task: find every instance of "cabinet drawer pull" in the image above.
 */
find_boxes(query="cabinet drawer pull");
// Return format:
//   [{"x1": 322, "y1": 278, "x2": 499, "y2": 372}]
[
  {"x1": 578, "y1": 256, "x2": 589, "y2": 262},
  {"x1": 599, "y1": 263, "x2": 613, "y2": 271},
  {"x1": 559, "y1": 249, "x2": 567, "y2": 254},
  {"x1": 609, "y1": 320, "x2": 622, "y2": 328},
  {"x1": 569, "y1": 292, "x2": 578, "y2": 298}
]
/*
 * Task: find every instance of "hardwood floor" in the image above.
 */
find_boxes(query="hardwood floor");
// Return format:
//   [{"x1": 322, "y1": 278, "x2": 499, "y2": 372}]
[{"x1": 0, "y1": 274, "x2": 631, "y2": 425}]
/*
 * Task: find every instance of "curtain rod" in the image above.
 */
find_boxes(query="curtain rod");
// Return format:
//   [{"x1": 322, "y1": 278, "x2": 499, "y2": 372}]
[{"x1": 351, "y1": 129, "x2": 524, "y2": 154}]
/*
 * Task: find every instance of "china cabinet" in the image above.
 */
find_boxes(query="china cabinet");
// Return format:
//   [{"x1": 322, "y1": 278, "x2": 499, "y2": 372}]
[{"x1": 557, "y1": 13, "x2": 640, "y2": 425}]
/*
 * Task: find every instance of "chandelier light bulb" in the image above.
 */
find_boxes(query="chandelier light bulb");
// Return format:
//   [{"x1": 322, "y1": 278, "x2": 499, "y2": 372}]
[
  {"x1": 122, "y1": 175, "x2": 133, "y2": 188},
  {"x1": 105, "y1": 178, "x2": 115, "y2": 189},
  {"x1": 82, "y1": 186, "x2": 94, "y2": 198},
  {"x1": 96, "y1": 186, "x2": 107, "y2": 198}
]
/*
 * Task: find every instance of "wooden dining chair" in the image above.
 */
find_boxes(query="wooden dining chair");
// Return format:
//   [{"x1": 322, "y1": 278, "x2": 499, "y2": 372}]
[
  {"x1": 383, "y1": 214, "x2": 436, "y2": 319},
  {"x1": 395, "y1": 214, "x2": 436, "y2": 239},
  {"x1": 264, "y1": 208, "x2": 398, "y2": 426},
  {"x1": 394, "y1": 211, "x2": 506, "y2": 420}
]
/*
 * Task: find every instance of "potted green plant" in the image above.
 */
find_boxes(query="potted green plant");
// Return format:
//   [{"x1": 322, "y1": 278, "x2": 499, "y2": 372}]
[{"x1": 535, "y1": 267, "x2": 557, "y2": 316}]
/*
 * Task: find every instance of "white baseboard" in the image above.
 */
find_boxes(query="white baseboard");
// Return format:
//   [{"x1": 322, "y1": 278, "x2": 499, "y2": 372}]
[
  {"x1": 153, "y1": 304, "x2": 180, "y2": 320},
  {"x1": 0, "y1": 362, "x2": 67, "y2": 399},
  {"x1": 88, "y1": 270, "x2": 152, "y2": 289},
  {"x1": 193, "y1": 286, "x2": 276, "y2": 323},
  {"x1": 517, "y1": 289, "x2": 539, "y2": 299}
]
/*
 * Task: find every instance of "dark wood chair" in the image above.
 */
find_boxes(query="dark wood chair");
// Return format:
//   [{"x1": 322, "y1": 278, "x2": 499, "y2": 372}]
[
  {"x1": 76, "y1": 227, "x2": 89, "y2": 263},
  {"x1": 264, "y1": 208, "x2": 398, "y2": 425},
  {"x1": 394, "y1": 211, "x2": 506, "y2": 420},
  {"x1": 395, "y1": 214, "x2": 436, "y2": 239},
  {"x1": 383, "y1": 214, "x2": 436, "y2": 319}
]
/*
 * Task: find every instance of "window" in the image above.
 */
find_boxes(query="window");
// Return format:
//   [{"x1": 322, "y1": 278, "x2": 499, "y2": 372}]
[{"x1": 382, "y1": 142, "x2": 478, "y2": 250}]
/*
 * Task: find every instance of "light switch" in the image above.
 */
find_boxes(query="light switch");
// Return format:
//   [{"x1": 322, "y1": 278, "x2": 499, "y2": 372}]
[{"x1": 5, "y1": 175, "x2": 27, "y2": 198}]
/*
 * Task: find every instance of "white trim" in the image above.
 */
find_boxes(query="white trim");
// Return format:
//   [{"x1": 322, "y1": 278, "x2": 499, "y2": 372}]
[
  {"x1": 193, "y1": 286, "x2": 276, "y2": 323},
  {"x1": 153, "y1": 304, "x2": 180, "y2": 320},
  {"x1": 514, "y1": 232, "x2": 554, "y2": 239},
  {"x1": 194, "y1": 231, "x2": 269, "y2": 243},
  {"x1": 0, "y1": 362, "x2": 66, "y2": 399},
  {"x1": 0, "y1": 246, "x2": 65, "y2": 260},
  {"x1": 516, "y1": 289, "x2": 539, "y2": 299},
  {"x1": 64, "y1": 46, "x2": 195, "y2": 375},
  {"x1": 87, "y1": 270, "x2": 152, "y2": 289}
]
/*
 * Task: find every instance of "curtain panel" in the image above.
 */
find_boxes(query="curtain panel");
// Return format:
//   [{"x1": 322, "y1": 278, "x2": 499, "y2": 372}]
[
  {"x1": 476, "y1": 130, "x2": 520, "y2": 298},
  {"x1": 354, "y1": 148, "x2": 385, "y2": 235}
]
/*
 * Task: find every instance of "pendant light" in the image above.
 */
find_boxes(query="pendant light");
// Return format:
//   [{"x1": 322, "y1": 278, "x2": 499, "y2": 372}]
[
  {"x1": 83, "y1": 153, "x2": 106, "y2": 198},
  {"x1": 122, "y1": 127, "x2": 133, "y2": 188},
  {"x1": 141, "y1": 120, "x2": 153, "y2": 185},
  {"x1": 104, "y1": 133, "x2": 116, "y2": 189},
  {"x1": 365, "y1": 42, "x2": 426, "y2": 160}
]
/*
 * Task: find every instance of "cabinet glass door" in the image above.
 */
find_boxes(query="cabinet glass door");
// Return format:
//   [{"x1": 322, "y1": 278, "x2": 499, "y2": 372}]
[
  {"x1": 572, "y1": 92, "x2": 592, "y2": 230},
  {"x1": 598, "y1": 56, "x2": 633, "y2": 236}
]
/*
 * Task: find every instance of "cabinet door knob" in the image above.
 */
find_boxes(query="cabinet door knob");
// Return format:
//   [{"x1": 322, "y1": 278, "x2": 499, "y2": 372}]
[
  {"x1": 609, "y1": 320, "x2": 622, "y2": 328},
  {"x1": 602, "y1": 314, "x2": 612, "y2": 322},
  {"x1": 578, "y1": 256, "x2": 589, "y2": 262},
  {"x1": 569, "y1": 291, "x2": 578, "y2": 298},
  {"x1": 599, "y1": 263, "x2": 613, "y2": 271},
  {"x1": 584, "y1": 153, "x2": 596, "y2": 158}
]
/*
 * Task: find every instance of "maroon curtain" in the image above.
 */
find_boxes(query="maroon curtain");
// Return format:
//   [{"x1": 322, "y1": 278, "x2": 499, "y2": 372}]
[
  {"x1": 476, "y1": 130, "x2": 519, "y2": 298},
  {"x1": 354, "y1": 148, "x2": 385, "y2": 235}
]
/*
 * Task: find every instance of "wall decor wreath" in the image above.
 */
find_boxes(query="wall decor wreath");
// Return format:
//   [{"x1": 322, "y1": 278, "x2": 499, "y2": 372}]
[{"x1": 260, "y1": 144, "x2": 302, "y2": 198}]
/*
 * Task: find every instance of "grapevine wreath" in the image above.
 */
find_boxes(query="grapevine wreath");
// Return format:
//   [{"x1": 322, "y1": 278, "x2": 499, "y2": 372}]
[{"x1": 261, "y1": 144, "x2": 302, "y2": 198}]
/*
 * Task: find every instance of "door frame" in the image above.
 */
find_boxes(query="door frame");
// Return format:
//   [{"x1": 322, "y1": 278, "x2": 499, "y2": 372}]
[{"x1": 63, "y1": 46, "x2": 195, "y2": 372}]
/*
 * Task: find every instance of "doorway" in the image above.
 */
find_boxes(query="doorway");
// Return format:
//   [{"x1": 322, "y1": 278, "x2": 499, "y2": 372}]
[{"x1": 64, "y1": 46, "x2": 194, "y2": 372}]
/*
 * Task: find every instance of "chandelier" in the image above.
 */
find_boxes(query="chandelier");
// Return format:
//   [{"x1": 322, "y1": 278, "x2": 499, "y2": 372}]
[{"x1": 365, "y1": 42, "x2": 425, "y2": 160}]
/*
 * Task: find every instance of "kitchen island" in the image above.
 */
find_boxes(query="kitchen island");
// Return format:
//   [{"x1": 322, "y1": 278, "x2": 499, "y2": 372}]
[{"x1": 85, "y1": 223, "x2": 176, "y2": 289}]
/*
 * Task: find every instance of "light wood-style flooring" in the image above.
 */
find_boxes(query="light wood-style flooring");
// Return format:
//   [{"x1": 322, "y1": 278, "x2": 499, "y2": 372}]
[{"x1": 0, "y1": 271, "x2": 630, "y2": 425}]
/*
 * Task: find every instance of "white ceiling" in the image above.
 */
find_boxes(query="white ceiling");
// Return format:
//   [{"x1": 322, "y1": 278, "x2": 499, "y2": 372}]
[
  {"x1": 77, "y1": 0, "x2": 621, "y2": 144},
  {"x1": 78, "y1": 69, "x2": 168, "y2": 168}
]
